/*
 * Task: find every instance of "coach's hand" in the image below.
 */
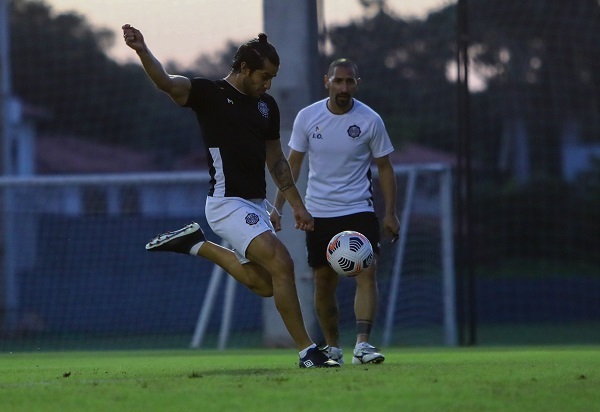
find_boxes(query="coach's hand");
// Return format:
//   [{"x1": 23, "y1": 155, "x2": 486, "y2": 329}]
[
  {"x1": 293, "y1": 207, "x2": 314, "y2": 232},
  {"x1": 383, "y1": 212, "x2": 400, "y2": 242}
]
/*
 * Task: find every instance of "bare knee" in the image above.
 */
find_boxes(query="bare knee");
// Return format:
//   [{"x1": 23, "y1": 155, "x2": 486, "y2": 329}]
[
  {"x1": 247, "y1": 233, "x2": 293, "y2": 271},
  {"x1": 242, "y1": 263, "x2": 274, "y2": 297},
  {"x1": 314, "y1": 266, "x2": 338, "y2": 298},
  {"x1": 250, "y1": 283, "x2": 273, "y2": 297},
  {"x1": 356, "y1": 262, "x2": 378, "y2": 285}
]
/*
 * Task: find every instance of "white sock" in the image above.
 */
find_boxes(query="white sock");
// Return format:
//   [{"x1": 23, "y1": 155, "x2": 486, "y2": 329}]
[
  {"x1": 299, "y1": 343, "x2": 317, "y2": 358},
  {"x1": 189, "y1": 241, "x2": 205, "y2": 256}
]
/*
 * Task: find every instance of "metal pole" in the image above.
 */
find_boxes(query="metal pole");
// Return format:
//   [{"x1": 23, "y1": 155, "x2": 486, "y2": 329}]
[
  {"x1": 456, "y1": 0, "x2": 477, "y2": 345},
  {"x1": 0, "y1": 0, "x2": 12, "y2": 173},
  {"x1": 0, "y1": 0, "x2": 10, "y2": 97},
  {"x1": 440, "y1": 166, "x2": 458, "y2": 346},
  {"x1": 189, "y1": 262, "x2": 225, "y2": 349},
  {"x1": 0, "y1": 0, "x2": 18, "y2": 332},
  {"x1": 382, "y1": 169, "x2": 416, "y2": 347}
]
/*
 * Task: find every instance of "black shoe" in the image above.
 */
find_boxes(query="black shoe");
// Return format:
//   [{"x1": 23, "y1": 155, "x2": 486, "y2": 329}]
[
  {"x1": 145, "y1": 222, "x2": 205, "y2": 254},
  {"x1": 319, "y1": 345, "x2": 345, "y2": 364},
  {"x1": 299, "y1": 346, "x2": 341, "y2": 368}
]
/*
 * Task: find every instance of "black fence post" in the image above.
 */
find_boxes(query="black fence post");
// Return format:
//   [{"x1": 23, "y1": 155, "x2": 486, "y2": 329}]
[{"x1": 456, "y1": 0, "x2": 477, "y2": 346}]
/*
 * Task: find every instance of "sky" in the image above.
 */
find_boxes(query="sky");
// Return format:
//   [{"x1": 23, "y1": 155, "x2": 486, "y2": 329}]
[{"x1": 45, "y1": 0, "x2": 450, "y2": 66}]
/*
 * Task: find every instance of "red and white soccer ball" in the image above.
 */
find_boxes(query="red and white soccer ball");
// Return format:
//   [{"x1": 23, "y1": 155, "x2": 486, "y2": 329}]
[{"x1": 326, "y1": 230, "x2": 374, "y2": 277}]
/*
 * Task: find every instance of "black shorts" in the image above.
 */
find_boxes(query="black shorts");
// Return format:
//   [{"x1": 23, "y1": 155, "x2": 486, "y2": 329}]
[{"x1": 306, "y1": 212, "x2": 380, "y2": 268}]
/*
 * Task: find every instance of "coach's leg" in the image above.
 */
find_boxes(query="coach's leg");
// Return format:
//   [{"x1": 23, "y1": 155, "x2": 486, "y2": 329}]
[
  {"x1": 313, "y1": 265, "x2": 341, "y2": 348},
  {"x1": 244, "y1": 231, "x2": 314, "y2": 351},
  {"x1": 354, "y1": 259, "x2": 378, "y2": 344}
]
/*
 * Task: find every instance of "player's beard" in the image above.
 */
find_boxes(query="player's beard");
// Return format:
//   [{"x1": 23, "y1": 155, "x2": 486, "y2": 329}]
[{"x1": 242, "y1": 76, "x2": 263, "y2": 98}]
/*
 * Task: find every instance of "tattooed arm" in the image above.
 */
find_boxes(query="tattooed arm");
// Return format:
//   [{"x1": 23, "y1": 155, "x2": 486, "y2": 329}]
[
  {"x1": 265, "y1": 140, "x2": 313, "y2": 232},
  {"x1": 270, "y1": 149, "x2": 305, "y2": 232}
]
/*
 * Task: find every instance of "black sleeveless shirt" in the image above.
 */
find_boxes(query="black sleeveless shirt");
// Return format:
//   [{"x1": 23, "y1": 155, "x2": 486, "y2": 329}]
[{"x1": 185, "y1": 78, "x2": 280, "y2": 199}]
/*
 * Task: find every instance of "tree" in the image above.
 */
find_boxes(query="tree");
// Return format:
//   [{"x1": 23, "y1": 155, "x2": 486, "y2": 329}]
[
  {"x1": 9, "y1": 0, "x2": 198, "y2": 159},
  {"x1": 326, "y1": 0, "x2": 600, "y2": 180},
  {"x1": 325, "y1": 6, "x2": 458, "y2": 152},
  {"x1": 467, "y1": 0, "x2": 600, "y2": 178}
]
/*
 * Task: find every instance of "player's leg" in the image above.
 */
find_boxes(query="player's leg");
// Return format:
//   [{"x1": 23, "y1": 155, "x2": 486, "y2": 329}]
[
  {"x1": 205, "y1": 197, "x2": 337, "y2": 367},
  {"x1": 244, "y1": 230, "x2": 314, "y2": 350},
  {"x1": 244, "y1": 231, "x2": 338, "y2": 367},
  {"x1": 196, "y1": 241, "x2": 273, "y2": 297},
  {"x1": 145, "y1": 222, "x2": 273, "y2": 296},
  {"x1": 205, "y1": 195, "x2": 313, "y2": 338},
  {"x1": 147, "y1": 198, "x2": 337, "y2": 367}
]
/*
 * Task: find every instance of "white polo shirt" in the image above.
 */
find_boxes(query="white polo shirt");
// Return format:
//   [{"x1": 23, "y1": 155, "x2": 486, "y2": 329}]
[{"x1": 289, "y1": 98, "x2": 394, "y2": 218}]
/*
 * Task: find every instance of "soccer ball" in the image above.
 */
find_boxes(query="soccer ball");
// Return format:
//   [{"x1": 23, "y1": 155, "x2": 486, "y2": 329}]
[{"x1": 326, "y1": 231, "x2": 374, "y2": 277}]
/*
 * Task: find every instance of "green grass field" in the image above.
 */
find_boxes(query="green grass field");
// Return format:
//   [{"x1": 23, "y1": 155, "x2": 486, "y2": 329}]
[{"x1": 1, "y1": 346, "x2": 598, "y2": 412}]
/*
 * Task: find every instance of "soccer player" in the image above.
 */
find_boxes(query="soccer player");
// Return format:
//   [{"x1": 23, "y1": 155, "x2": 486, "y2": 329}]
[
  {"x1": 271, "y1": 58, "x2": 400, "y2": 365},
  {"x1": 122, "y1": 24, "x2": 338, "y2": 368}
]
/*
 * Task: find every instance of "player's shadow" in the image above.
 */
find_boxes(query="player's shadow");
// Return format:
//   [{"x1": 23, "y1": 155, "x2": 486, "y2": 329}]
[{"x1": 186, "y1": 367, "x2": 339, "y2": 378}]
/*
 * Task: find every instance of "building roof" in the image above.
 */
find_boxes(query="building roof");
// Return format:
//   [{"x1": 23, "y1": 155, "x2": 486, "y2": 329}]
[
  {"x1": 35, "y1": 136, "x2": 455, "y2": 175},
  {"x1": 390, "y1": 143, "x2": 456, "y2": 166},
  {"x1": 36, "y1": 136, "x2": 205, "y2": 174}
]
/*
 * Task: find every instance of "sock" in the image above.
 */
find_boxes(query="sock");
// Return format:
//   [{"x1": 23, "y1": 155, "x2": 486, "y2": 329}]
[
  {"x1": 189, "y1": 241, "x2": 205, "y2": 256},
  {"x1": 299, "y1": 343, "x2": 317, "y2": 358},
  {"x1": 356, "y1": 319, "x2": 373, "y2": 336}
]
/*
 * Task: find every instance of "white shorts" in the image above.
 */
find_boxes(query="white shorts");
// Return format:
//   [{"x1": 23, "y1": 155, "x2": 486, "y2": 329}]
[{"x1": 205, "y1": 196, "x2": 274, "y2": 264}]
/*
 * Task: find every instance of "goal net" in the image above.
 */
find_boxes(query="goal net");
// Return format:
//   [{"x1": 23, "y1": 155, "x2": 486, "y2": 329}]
[
  {"x1": 0, "y1": 164, "x2": 455, "y2": 350},
  {"x1": 359, "y1": 163, "x2": 456, "y2": 347}
]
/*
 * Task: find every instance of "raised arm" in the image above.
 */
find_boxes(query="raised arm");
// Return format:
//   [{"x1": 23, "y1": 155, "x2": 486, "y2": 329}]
[
  {"x1": 265, "y1": 140, "x2": 313, "y2": 232},
  {"x1": 122, "y1": 24, "x2": 191, "y2": 106}
]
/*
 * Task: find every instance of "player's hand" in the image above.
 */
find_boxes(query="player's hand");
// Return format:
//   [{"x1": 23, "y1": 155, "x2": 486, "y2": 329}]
[
  {"x1": 270, "y1": 209, "x2": 282, "y2": 232},
  {"x1": 122, "y1": 24, "x2": 146, "y2": 52},
  {"x1": 293, "y1": 207, "x2": 314, "y2": 232}
]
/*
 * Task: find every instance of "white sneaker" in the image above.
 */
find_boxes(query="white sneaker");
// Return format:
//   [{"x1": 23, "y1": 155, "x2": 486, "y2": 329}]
[
  {"x1": 321, "y1": 345, "x2": 345, "y2": 364},
  {"x1": 352, "y1": 342, "x2": 385, "y2": 365}
]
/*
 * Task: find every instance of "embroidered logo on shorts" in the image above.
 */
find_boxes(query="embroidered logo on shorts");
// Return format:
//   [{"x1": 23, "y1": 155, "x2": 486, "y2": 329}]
[
  {"x1": 258, "y1": 101, "x2": 269, "y2": 118},
  {"x1": 347, "y1": 124, "x2": 361, "y2": 138},
  {"x1": 245, "y1": 213, "x2": 260, "y2": 225}
]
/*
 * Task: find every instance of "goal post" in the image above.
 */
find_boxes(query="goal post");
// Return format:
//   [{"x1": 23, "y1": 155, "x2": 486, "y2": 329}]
[
  {"x1": 0, "y1": 166, "x2": 456, "y2": 348},
  {"x1": 188, "y1": 162, "x2": 458, "y2": 349},
  {"x1": 379, "y1": 163, "x2": 457, "y2": 347}
]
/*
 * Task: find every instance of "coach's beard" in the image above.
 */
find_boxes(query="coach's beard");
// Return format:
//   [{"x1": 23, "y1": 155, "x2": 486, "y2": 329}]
[{"x1": 335, "y1": 94, "x2": 352, "y2": 109}]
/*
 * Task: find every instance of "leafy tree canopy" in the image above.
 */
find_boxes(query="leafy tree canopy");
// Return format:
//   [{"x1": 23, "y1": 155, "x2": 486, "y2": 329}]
[{"x1": 8, "y1": 0, "x2": 600, "y2": 175}]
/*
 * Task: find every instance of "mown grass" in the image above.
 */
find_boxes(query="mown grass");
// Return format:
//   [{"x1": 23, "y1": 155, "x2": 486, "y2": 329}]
[{"x1": 1, "y1": 346, "x2": 598, "y2": 412}]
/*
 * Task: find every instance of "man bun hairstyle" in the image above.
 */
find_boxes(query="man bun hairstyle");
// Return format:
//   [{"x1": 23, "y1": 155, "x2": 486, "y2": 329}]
[{"x1": 231, "y1": 33, "x2": 280, "y2": 73}]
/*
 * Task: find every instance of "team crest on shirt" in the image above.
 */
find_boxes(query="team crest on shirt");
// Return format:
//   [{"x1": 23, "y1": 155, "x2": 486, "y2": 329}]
[
  {"x1": 347, "y1": 124, "x2": 361, "y2": 138},
  {"x1": 258, "y1": 101, "x2": 269, "y2": 118},
  {"x1": 245, "y1": 212, "x2": 260, "y2": 225}
]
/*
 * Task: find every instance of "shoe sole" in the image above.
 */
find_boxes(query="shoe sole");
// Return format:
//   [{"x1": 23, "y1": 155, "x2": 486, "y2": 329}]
[
  {"x1": 352, "y1": 355, "x2": 385, "y2": 365},
  {"x1": 145, "y1": 223, "x2": 201, "y2": 250}
]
